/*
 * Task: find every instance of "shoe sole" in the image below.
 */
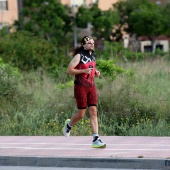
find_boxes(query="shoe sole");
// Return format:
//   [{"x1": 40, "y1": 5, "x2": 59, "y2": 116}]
[{"x1": 92, "y1": 144, "x2": 106, "y2": 148}]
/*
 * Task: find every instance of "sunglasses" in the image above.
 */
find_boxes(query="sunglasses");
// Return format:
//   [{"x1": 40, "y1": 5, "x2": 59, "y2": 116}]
[
  {"x1": 86, "y1": 42, "x2": 95, "y2": 45},
  {"x1": 84, "y1": 36, "x2": 93, "y2": 41}
]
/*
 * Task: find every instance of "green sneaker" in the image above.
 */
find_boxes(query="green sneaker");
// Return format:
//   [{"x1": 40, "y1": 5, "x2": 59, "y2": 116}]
[
  {"x1": 92, "y1": 138, "x2": 106, "y2": 148},
  {"x1": 63, "y1": 119, "x2": 71, "y2": 137}
]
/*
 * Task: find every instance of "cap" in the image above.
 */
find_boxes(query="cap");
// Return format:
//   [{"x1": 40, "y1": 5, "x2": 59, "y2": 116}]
[{"x1": 81, "y1": 36, "x2": 93, "y2": 45}]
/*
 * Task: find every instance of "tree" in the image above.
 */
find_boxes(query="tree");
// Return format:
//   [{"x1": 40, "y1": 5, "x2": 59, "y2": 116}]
[
  {"x1": 92, "y1": 9, "x2": 119, "y2": 40},
  {"x1": 76, "y1": 6, "x2": 94, "y2": 28},
  {"x1": 164, "y1": 2, "x2": 170, "y2": 36},
  {"x1": 76, "y1": 3, "x2": 119, "y2": 41},
  {"x1": 113, "y1": 0, "x2": 152, "y2": 41},
  {"x1": 114, "y1": 0, "x2": 170, "y2": 52},
  {"x1": 14, "y1": 0, "x2": 72, "y2": 45},
  {"x1": 129, "y1": 4, "x2": 169, "y2": 52}
]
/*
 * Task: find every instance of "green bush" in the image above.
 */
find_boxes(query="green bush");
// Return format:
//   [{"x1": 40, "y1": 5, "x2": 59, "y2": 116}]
[
  {"x1": 0, "y1": 31, "x2": 57, "y2": 71},
  {"x1": 0, "y1": 58, "x2": 20, "y2": 97},
  {"x1": 96, "y1": 59, "x2": 124, "y2": 79}
]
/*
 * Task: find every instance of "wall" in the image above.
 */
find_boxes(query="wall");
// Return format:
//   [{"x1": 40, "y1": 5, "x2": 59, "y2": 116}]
[
  {"x1": 59, "y1": 0, "x2": 119, "y2": 10},
  {"x1": 0, "y1": 0, "x2": 19, "y2": 25},
  {"x1": 98, "y1": 0, "x2": 120, "y2": 11}
]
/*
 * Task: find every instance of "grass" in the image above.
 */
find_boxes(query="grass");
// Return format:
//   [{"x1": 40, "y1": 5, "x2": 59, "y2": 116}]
[
  {"x1": 0, "y1": 57, "x2": 170, "y2": 136},
  {"x1": 97, "y1": 58, "x2": 170, "y2": 136}
]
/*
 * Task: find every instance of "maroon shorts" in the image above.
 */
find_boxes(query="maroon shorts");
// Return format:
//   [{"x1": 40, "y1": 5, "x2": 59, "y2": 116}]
[{"x1": 74, "y1": 85, "x2": 98, "y2": 109}]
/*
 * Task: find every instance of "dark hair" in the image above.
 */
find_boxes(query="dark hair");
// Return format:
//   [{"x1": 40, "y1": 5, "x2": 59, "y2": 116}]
[{"x1": 73, "y1": 46, "x2": 84, "y2": 56}]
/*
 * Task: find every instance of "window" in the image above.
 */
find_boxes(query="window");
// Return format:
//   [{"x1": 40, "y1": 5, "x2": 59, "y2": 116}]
[
  {"x1": 0, "y1": 0, "x2": 8, "y2": 11},
  {"x1": 71, "y1": 0, "x2": 84, "y2": 6},
  {"x1": 0, "y1": 23, "x2": 8, "y2": 29},
  {"x1": 156, "y1": 1, "x2": 161, "y2": 5}
]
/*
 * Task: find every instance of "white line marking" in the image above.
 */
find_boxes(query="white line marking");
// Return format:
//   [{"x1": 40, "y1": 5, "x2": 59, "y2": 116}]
[
  {"x1": 0, "y1": 147, "x2": 170, "y2": 151},
  {"x1": 0, "y1": 143, "x2": 90, "y2": 146},
  {"x1": 0, "y1": 143, "x2": 170, "y2": 146}
]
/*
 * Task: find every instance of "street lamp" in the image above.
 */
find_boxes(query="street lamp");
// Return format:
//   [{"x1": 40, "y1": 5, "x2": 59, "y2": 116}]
[{"x1": 73, "y1": 0, "x2": 77, "y2": 47}]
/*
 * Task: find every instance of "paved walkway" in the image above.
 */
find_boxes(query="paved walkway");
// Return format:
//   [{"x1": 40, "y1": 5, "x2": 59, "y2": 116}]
[{"x1": 0, "y1": 136, "x2": 170, "y2": 169}]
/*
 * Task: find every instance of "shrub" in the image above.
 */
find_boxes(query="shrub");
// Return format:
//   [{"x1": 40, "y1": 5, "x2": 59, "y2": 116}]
[
  {"x1": 96, "y1": 59, "x2": 124, "y2": 79},
  {"x1": 0, "y1": 31, "x2": 57, "y2": 71},
  {"x1": 0, "y1": 58, "x2": 20, "y2": 97}
]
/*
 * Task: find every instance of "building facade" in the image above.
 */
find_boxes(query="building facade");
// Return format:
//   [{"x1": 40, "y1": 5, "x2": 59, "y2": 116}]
[
  {"x1": 0, "y1": 0, "x2": 22, "y2": 29},
  {"x1": 59, "y1": 0, "x2": 97, "y2": 6},
  {"x1": 59, "y1": 0, "x2": 119, "y2": 10}
]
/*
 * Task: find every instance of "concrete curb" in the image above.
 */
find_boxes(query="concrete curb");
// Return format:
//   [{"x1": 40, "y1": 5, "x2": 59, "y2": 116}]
[{"x1": 0, "y1": 156, "x2": 170, "y2": 169}]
